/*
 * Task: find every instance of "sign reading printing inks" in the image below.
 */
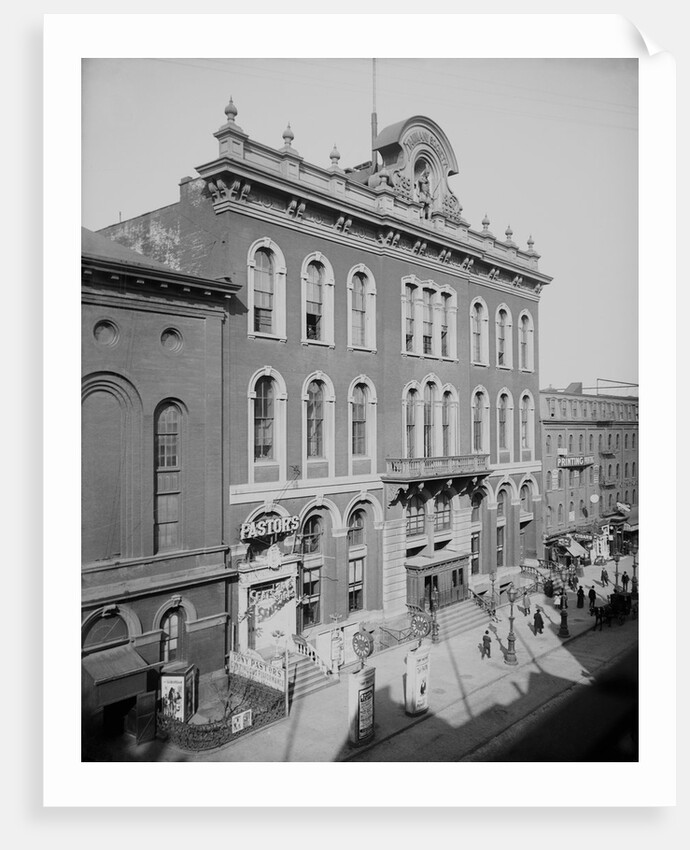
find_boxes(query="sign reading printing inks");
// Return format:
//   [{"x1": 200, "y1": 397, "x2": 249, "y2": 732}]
[
  {"x1": 557, "y1": 455, "x2": 595, "y2": 468},
  {"x1": 413, "y1": 647, "x2": 430, "y2": 713},
  {"x1": 358, "y1": 683, "x2": 374, "y2": 739}
]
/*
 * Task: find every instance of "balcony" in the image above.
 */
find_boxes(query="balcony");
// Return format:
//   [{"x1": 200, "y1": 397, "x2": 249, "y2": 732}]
[
  {"x1": 382, "y1": 454, "x2": 491, "y2": 482},
  {"x1": 599, "y1": 478, "x2": 616, "y2": 488}
]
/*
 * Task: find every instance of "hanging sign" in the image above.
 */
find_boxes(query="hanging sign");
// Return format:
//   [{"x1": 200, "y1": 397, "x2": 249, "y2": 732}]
[{"x1": 240, "y1": 515, "x2": 300, "y2": 540}]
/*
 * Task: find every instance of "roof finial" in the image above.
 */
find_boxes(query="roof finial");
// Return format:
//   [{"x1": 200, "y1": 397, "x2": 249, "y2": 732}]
[
  {"x1": 282, "y1": 122, "x2": 294, "y2": 147},
  {"x1": 330, "y1": 143, "x2": 341, "y2": 167},
  {"x1": 224, "y1": 96, "x2": 238, "y2": 123},
  {"x1": 505, "y1": 224, "x2": 513, "y2": 240},
  {"x1": 527, "y1": 234, "x2": 535, "y2": 250},
  {"x1": 482, "y1": 213, "x2": 491, "y2": 233}
]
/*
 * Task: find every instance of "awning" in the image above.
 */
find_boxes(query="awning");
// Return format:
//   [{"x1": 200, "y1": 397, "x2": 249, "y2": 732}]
[
  {"x1": 564, "y1": 539, "x2": 588, "y2": 558},
  {"x1": 82, "y1": 644, "x2": 148, "y2": 684},
  {"x1": 624, "y1": 507, "x2": 639, "y2": 532}
]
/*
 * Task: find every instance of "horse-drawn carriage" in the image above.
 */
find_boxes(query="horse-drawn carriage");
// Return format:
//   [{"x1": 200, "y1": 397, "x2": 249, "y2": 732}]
[{"x1": 591, "y1": 591, "x2": 637, "y2": 631}]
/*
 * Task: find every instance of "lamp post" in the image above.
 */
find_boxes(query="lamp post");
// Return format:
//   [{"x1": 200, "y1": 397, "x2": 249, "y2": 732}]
[
  {"x1": 490, "y1": 571, "x2": 497, "y2": 616},
  {"x1": 430, "y1": 586, "x2": 440, "y2": 644},
  {"x1": 631, "y1": 545, "x2": 638, "y2": 594},
  {"x1": 504, "y1": 584, "x2": 518, "y2": 665},
  {"x1": 613, "y1": 551, "x2": 621, "y2": 592}
]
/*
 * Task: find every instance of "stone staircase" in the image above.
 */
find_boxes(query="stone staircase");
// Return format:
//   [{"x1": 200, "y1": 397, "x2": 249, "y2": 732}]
[
  {"x1": 434, "y1": 597, "x2": 495, "y2": 642},
  {"x1": 286, "y1": 653, "x2": 338, "y2": 703}
]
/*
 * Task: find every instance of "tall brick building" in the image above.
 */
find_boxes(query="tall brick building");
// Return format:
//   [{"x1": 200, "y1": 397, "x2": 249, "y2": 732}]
[{"x1": 87, "y1": 98, "x2": 552, "y2": 705}]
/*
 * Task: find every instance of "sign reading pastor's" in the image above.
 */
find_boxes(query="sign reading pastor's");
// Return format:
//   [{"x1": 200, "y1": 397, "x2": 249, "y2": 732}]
[
  {"x1": 240, "y1": 515, "x2": 300, "y2": 540},
  {"x1": 557, "y1": 455, "x2": 595, "y2": 468}
]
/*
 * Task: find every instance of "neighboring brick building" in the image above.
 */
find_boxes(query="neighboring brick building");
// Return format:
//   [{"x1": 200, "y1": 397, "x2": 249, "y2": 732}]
[
  {"x1": 95, "y1": 99, "x2": 552, "y2": 672},
  {"x1": 81, "y1": 228, "x2": 238, "y2": 746},
  {"x1": 540, "y1": 382, "x2": 639, "y2": 565}
]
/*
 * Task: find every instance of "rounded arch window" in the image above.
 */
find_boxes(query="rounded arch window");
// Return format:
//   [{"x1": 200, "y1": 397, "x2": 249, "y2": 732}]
[
  {"x1": 347, "y1": 509, "x2": 366, "y2": 547},
  {"x1": 406, "y1": 495, "x2": 426, "y2": 537},
  {"x1": 305, "y1": 261, "x2": 325, "y2": 341},
  {"x1": 434, "y1": 492, "x2": 452, "y2": 531},
  {"x1": 83, "y1": 613, "x2": 128, "y2": 650},
  {"x1": 161, "y1": 608, "x2": 185, "y2": 663},
  {"x1": 306, "y1": 381, "x2": 325, "y2": 458},
  {"x1": 302, "y1": 515, "x2": 323, "y2": 554},
  {"x1": 557, "y1": 434, "x2": 563, "y2": 449},
  {"x1": 557, "y1": 504, "x2": 564, "y2": 524},
  {"x1": 245, "y1": 511, "x2": 282, "y2": 561},
  {"x1": 520, "y1": 484, "x2": 532, "y2": 513},
  {"x1": 471, "y1": 490, "x2": 485, "y2": 523},
  {"x1": 496, "y1": 488, "x2": 508, "y2": 518}
]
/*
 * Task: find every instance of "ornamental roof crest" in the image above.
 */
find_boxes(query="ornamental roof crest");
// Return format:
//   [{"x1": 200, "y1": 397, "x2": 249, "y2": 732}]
[{"x1": 372, "y1": 116, "x2": 461, "y2": 221}]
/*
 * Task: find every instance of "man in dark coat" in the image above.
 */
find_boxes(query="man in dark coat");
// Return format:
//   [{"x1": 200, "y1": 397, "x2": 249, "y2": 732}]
[
  {"x1": 601, "y1": 568, "x2": 609, "y2": 586},
  {"x1": 481, "y1": 630, "x2": 492, "y2": 659},
  {"x1": 622, "y1": 571, "x2": 630, "y2": 592},
  {"x1": 577, "y1": 586, "x2": 585, "y2": 608},
  {"x1": 533, "y1": 609, "x2": 544, "y2": 635},
  {"x1": 588, "y1": 586, "x2": 597, "y2": 613}
]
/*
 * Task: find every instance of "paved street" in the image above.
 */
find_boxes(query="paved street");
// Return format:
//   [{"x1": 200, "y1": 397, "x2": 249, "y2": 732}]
[{"x1": 101, "y1": 554, "x2": 638, "y2": 763}]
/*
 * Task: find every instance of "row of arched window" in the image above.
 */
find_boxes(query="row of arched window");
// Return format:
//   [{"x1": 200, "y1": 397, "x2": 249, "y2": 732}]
[
  {"x1": 545, "y1": 430, "x2": 637, "y2": 455},
  {"x1": 547, "y1": 488, "x2": 637, "y2": 527},
  {"x1": 246, "y1": 238, "x2": 536, "y2": 368},
  {"x1": 547, "y1": 461, "x2": 636, "y2": 490},
  {"x1": 546, "y1": 397, "x2": 638, "y2": 421},
  {"x1": 83, "y1": 605, "x2": 184, "y2": 663}
]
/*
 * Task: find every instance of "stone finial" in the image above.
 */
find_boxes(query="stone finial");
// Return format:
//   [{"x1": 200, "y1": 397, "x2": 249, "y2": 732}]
[
  {"x1": 482, "y1": 213, "x2": 491, "y2": 233},
  {"x1": 282, "y1": 123, "x2": 295, "y2": 147},
  {"x1": 505, "y1": 225, "x2": 513, "y2": 241},
  {"x1": 527, "y1": 234, "x2": 535, "y2": 250},
  {"x1": 224, "y1": 96, "x2": 238, "y2": 123},
  {"x1": 330, "y1": 143, "x2": 341, "y2": 167}
]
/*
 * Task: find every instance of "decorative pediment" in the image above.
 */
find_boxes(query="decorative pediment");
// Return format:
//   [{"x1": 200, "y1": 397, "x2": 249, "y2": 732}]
[{"x1": 372, "y1": 116, "x2": 462, "y2": 221}]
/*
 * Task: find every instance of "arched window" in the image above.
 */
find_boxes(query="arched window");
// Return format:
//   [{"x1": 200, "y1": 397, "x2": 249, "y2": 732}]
[
  {"x1": 569, "y1": 500, "x2": 574, "y2": 519},
  {"x1": 624, "y1": 463, "x2": 629, "y2": 478},
  {"x1": 579, "y1": 434, "x2": 584, "y2": 453},
  {"x1": 305, "y1": 261, "x2": 324, "y2": 341},
  {"x1": 442, "y1": 391, "x2": 453, "y2": 456},
  {"x1": 161, "y1": 609, "x2": 185, "y2": 663},
  {"x1": 406, "y1": 389, "x2": 418, "y2": 458},
  {"x1": 608, "y1": 494, "x2": 613, "y2": 510},
  {"x1": 350, "y1": 272, "x2": 367, "y2": 348},
  {"x1": 434, "y1": 492, "x2": 452, "y2": 531},
  {"x1": 155, "y1": 403, "x2": 181, "y2": 553},
  {"x1": 471, "y1": 491, "x2": 484, "y2": 523},
  {"x1": 579, "y1": 499, "x2": 585, "y2": 517},
  {"x1": 546, "y1": 434, "x2": 552, "y2": 455},
  {"x1": 306, "y1": 381, "x2": 324, "y2": 458},
  {"x1": 632, "y1": 462, "x2": 636, "y2": 476},
  {"x1": 422, "y1": 289, "x2": 434, "y2": 355},
  {"x1": 302, "y1": 515, "x2": 323, "y2": 554},
  {"x1": 608, "y1": 433, "x2": 612, "y2": 450},
  {"x1": 520, "y1": 394, "x2": 533, "y2": 453},
  {"x1": 632, "y1": 489, "x2": 636, "y2": 503},
  {"x1": 406, "y1": 496, "x2": 426, "y2": 537},
  {"x1": 496, "y1": 307, "x2": 512, "y2": 368},
  {"x1": 349, "y1": 267, "x2": 376, "y2": 351},
  {"x1": 423, "y1": 382, "x2": 437, "y2": 457},
  {"x1": 348, "y1": 509, "x2": 366, "y2": 547},
  {"x1": 608, "y1": 464, "x2": 613, "y2": 478},
  {"x1": 404, "y1": 282, "x2": 416, "y2": 352},
  {"x1": 558, "y1": 434, "x2": 563, "y2": 449},
  {"x1": 599, "y1": 434, "x2": 603, "y2": 452},
  {"x1": 351, "y1": 384, "x2": 367, "y2": 457},
  {"x1": 632, "y1": 433, "x2": 636, "y2": 449},
  {"x1": 519, "y1": 312, "x2": 534, "y2": 371},
  {"x1": 496, "y1": 488, "x2": 507, "y2": 518},
  {"x1": 568, "y1": 434, "x2": 574, "y2": 453},
  {"x1": 557, "y1": 504, "x2": 564, "y2": 524},
  {"x1": 624, "y1": 490, "x2": 629, "y2": 504},
  {"x1": 625, "y1": 433, "x2": 629, "y2": 449},
  {"x1": 616, "y1": 433, "x2": 620, "y2": 450},
  {"x1": 616, "y1": 463, "x2": 620, "y2": 478},
  {"x1": 441, "y1": 293, "x2": 452, "y2": 358},
  {"x1": 592, "y1": 402, "x2": 598, "y2": 418},
  {"x1": 253, "y1": 248, "x2": 274, "y2": 334},
  {"x1": 472, "y1": 391, "x2": 486, "y2": 452},
  {"x1": 254, "y1": 376, "x2": 274, "y2": 460},
  {"x1": 499, "y1": 393, "x2": 509, "y2": 451},
  {"x1": 589, "y1": 433, "x2": 594, "y2": 452},
  {"x1": 589, "y1": 466, "x2": 594, "y2": 484},
  {"x1": 521, "y1": 484, "x2": 532, "y2": 513},
  {"x1": 547, "y1": 505, "x2": 553, "y2": 526},
  {"x1": 83, "y1": 613, "x2": 128, "y2": 651},
  {"x1": 558, "y1": 469, "x2": 564, "y2": 488},
  {"x1": 471, "y1": 302, "x2": 482, "y2": 363}
]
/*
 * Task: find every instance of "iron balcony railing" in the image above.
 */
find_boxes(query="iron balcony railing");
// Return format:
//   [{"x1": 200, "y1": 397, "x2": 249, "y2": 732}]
[{"x1": 384, "y1": 454, "x2": 490, "y2": 480}]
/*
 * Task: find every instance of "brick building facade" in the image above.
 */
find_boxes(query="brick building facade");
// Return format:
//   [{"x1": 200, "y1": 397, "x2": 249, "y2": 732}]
[{"x1": 89, "y1": 99, "x2": 552, "y2": 691}]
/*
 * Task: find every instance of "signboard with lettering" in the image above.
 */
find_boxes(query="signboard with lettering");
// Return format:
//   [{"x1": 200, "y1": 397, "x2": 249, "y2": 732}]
[
  {"x1": 227, "y1": 651, "x2": 285, "y2": 692},
  {"x1": 557, "y1": 455, "x2": 595, "y2": 468},
  {"x1": 231, "y1": 709, "x2": 253, "y2": 734},
  {"x1": 348, "y1": 665, "x2": 375, "y2": 746},
  {"x1": 240, "y1": 515, "x2": 300, "y2": 540},
  {"x1": 405, "y1": 645, "x2": 430, "y2": 716}
]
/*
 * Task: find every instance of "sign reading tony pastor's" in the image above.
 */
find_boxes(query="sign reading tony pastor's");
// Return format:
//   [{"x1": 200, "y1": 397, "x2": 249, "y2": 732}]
[{"x1": 240, "y1": 515, "x2": 300, "y2": 540}]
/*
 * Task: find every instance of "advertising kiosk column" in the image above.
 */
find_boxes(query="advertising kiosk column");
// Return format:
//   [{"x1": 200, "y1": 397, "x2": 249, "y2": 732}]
[
  {"x1": 404, "y1": 612, "x2": 432, "y2": 717},
  {"x1": 348, "y1": 627, "x2": 375, "y2": 747}
]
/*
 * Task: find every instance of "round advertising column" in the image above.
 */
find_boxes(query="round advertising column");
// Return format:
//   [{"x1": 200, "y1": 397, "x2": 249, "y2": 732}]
[
  {"x1": 404, "y1": 612, "x2": 432, "y2": 716},
  {"x1": 348, "y1": 628, "x2": 375, "y2": 747}
]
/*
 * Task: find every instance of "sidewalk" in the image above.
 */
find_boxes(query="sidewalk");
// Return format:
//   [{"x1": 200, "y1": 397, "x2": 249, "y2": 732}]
[{"x1": 110, "y1": 555, "x2": 639, "y2": 762}]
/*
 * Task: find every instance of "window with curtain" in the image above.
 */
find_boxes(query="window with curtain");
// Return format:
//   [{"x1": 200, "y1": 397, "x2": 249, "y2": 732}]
[
  {"x1": 442, "y1": 392, "x2": 452, "y2": 456},
  {"x1": 254, "y1": 376, "x2": 274, "y2": 460},
  {"x1": 434, "y1": 492, "x2": 451, "y2": 531},
  {"x1": 253, "y1": 248, "x2": 274, "y2": 334},
  {"x1": 306, "y1": 381, "x2": 324, "y2": 458},
  {"x1": 305, "y1": 261, "x2": 324, "y2": 341},
  {"x1": 497, "y1": 309, "x2": 507, "y2": 366},
  {"x1": 423, "y1": 383, "x2": 436, "y2": 457},
  {"x1": 406, "y1": 496, "x2": 426, "y2": 537},
  {"x1": 422, "y1": 289, "x2": 433, "y2": 355},
  {"x1": 472, "y1": 392, "x2": 484, "y2": 452},
  {"x1": 351, "y1": 272, "x2": 367, "y2": 347},
  {"x1": 351, "y1": 384, "x2": 367, "y2": 456},
  {"x1": 472, "y1": 302, "x2": 483, "y2": 362}
]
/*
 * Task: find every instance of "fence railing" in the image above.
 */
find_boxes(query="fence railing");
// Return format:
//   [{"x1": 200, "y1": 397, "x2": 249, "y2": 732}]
[
  {"x1": 385, "y1": 454, "x2": 490, "y2": 479},
  {"x1": 376, "y1": 624, "x2": 417, "y2": 651},
  {"x1": 470, "y1": 589, "x2": 500, "y2": 621},
  {"x1": 291, "y1": 634, "x2": 338, "y2": 678}
]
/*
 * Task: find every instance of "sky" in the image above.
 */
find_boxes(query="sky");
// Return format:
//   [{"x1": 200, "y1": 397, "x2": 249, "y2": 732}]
[{"x1": 82, "y1": 57, "x2": 639, "y2": 393}]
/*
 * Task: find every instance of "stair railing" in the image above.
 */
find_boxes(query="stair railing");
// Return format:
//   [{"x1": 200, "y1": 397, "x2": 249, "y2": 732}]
[
  {"x1": 291, "y1": 634, "x2": 338, "y2": 678},
  {"x1": 470, "y1": 590, "x2": 500, "y2": 622}
]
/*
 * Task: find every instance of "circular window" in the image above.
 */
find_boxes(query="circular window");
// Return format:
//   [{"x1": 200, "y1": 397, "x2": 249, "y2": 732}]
[
  {"x1": 161, "y1": 328, "x2": 183, "y2": 353},
  {"x1": 93, "y1": 320, "x2": 119, "y2": 346}
]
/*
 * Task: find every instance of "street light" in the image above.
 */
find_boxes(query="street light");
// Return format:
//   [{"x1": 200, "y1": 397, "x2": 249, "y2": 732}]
[
  {"x1": 631, "y1": 545, "x2": 638, "y2": 593},
  {"x1": 430, "y1": 586, "x2": 440, "y2": 644},
  {"x1": 558, "y1": 588, "x2": 570, "y2": 638},
  {"x1": 613, "y1": 551, "x2": 621, "y2": 592},
  {"x1": 490, "y1": 571, "x2": 497, "y2": 615},
  {"x1": 504, "y1": 584, "x2": 518, "y2": 666}
]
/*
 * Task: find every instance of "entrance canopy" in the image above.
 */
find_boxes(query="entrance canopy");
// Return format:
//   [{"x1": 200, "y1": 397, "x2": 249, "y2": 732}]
[{"x1": 82, "y1": 644, "x2": 152, "y2": 708}]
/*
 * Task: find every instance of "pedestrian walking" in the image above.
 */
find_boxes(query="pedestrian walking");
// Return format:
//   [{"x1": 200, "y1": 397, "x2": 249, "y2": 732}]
[
  {"x1": 577, "y1": 586, "x2": 585, "y2": 608},
  {"x1": 481, "y1": 630, "x2": 492, "y2": 659},
  {"x1": 533, "y1": 609, "x2": 544, "y2": 635},
  {"x1": 622, "y1": 571, "x2": 630, "y2": 592},
  {"x1": 523, "y1": 588, "x2": 531, "y2": 616},
  {"x1": 601, "y1": 567, "x2": 609, "y2": 586},
  {"x1": 588, "y1": 586, "x2": 597, "y2": 613}
]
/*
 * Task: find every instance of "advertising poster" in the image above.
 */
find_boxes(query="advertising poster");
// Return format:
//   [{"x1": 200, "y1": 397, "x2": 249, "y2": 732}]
[
  {"x1": 161, "y1": 675, "x2": 185, "y2": 721},
  {"x1": 358, "y1": 683, "x2": 374, "y2": 740},
  {"x1": 413, "y1": 648, "x2": 430, "y2": 713}
]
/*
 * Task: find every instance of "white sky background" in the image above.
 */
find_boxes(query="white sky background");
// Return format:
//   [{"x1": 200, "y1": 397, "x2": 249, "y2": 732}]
[{"x1": 82, "y1": 57, "x2": 638, "y2": 394}]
